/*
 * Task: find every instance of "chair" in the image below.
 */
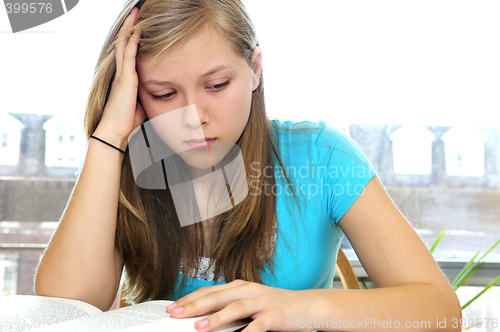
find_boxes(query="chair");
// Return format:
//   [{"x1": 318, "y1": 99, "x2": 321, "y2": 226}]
[{"x1": 335, "y1": 247, "x2": 361, "y2": 289}]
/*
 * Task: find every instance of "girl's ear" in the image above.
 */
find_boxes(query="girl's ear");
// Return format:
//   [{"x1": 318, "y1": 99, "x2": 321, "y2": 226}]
[{"x1": 251, "y1": 46, "x2": 263, "y2": 91}]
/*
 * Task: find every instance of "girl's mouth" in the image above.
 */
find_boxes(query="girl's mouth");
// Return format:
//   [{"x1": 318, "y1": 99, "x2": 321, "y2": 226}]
[{"x1": 184, "y1": 138, "x2": 217, "y2": 149}]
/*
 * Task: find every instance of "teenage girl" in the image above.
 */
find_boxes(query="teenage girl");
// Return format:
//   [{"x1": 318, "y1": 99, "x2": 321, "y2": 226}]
[{"x1": 35, "y1": 1, "x2": 462, "y2": 331}]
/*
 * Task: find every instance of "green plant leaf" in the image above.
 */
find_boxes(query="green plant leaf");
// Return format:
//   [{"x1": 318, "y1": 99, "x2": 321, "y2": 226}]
[
  {"x1": 454, "y1": 240, "x2": 500, "y2": 290},
  {"x1": 462, "y1": 274, "x2": 500, "y2": 310},
  {"x1": 477, "y1": 239, "x2": 500, "y2": 262},
  {"x1": 452, "y1": 251, "x2": 481, "y2": 289},
  {"x1": 453, "y1": 261, "x2": 484, "y2": 290},
  {"x1": 430, "y1": 230, "x2": 446, "y2": 254},
  {"x1": 429, "y1": 231, "x2": 500, "y2": 308}
]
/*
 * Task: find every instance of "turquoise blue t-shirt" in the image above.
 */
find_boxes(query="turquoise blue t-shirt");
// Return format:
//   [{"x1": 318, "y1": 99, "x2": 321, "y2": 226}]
[
  {"x1": 169, "y1": 119, "x2": 376, "y2": 300},
  {"x1": 76, "y1": 119, "x2": 376, "y2": 300}
]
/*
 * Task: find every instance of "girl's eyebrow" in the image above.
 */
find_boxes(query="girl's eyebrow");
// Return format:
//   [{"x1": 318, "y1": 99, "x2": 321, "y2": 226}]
[
  {"x1": 200, "y1": 64, "x2": 233, "y2": 78},
  {"x1": 142, "y1": 64, "x2": 233, "y2": 87}
]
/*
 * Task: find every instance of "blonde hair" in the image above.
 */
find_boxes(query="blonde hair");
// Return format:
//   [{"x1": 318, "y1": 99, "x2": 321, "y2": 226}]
[{"x1": 84, "y1": 0, "x2": 301, "y2": 304}]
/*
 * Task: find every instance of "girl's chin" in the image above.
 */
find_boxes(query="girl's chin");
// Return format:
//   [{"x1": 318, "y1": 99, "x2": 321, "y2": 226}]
[
  {"x1": 181, "y1": 157, "x2": 218, "y2": 174},
  {"x1": 175, "y1": 141, "x2": 236, "y2": 176}
]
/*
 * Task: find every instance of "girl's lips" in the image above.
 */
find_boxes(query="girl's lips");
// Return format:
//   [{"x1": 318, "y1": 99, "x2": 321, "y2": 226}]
[{"x1": 185, "y1": 138, "x2": 217, "y2": 149}]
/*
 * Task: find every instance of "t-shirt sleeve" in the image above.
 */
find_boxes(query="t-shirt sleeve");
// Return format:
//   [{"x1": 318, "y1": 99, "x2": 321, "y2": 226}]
[{"x1": 313, "y1": 121, "x2": 377, "y2": 225}]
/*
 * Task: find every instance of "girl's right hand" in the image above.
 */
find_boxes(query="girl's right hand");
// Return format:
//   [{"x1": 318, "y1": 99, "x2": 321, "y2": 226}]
[{"x1": 94, "y1": 7, "x2": 146, "y2": 151}]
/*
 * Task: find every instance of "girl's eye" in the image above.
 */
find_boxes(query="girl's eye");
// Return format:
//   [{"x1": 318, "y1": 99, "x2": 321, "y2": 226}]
[
  {"x1": 151, "y1": 81, "x2": 230, "y2": 101},
  {"x1": 208, "y1": 80, "x2": 230, "y2": 91},
  {"x1": 152, "y1": 91, "x2": 176, "y2": 101}
]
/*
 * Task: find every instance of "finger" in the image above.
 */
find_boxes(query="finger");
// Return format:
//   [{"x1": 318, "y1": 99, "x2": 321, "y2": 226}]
[
  {"x1": 115, "y1": 7, "x2": 139, "y2": 77},
  {"x1": 115, "y1": 7, "x2": 138, "y2": 73},
  {"x1": 122, "y1": 26, "x2": 142, "y2": 75},
  {"x1": 241, "y1": 312, "x2": 275, "y2": 332},
  {"x1": 194, "y1": 299, "x2": 264, "y2": 332},
  {"x1": 169, "y1": 280, "x2": 247, "y2": 313},
  {"x1": 170, "y1": 281, "x2": 257, "y2": 318}
]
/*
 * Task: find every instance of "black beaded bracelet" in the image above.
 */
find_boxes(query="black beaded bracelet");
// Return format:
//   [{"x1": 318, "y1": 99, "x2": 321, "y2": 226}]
[{"x1": 90, "y1": 135, "x2": 126, "y2": 154}]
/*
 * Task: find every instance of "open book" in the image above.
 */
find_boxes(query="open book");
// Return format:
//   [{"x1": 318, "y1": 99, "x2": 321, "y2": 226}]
[{"x1": 0, "y1": 295, "x2": 248, "y2": 332}]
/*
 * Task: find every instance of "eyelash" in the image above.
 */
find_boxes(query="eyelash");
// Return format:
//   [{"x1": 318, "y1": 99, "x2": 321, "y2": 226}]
[{"x1": 151, "y1": 80, "x2": 231, "y2": 101}]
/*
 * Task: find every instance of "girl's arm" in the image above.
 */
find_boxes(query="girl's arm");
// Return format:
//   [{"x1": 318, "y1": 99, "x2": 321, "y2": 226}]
[
  {"x1": 34, "y1": 135, "x2": 125, "y2": 311},
  {"x1": 311, "y1": 175, "x2": 463, "y2": 331},
  {"x1": 34, "y1": 8, "x2": 144, "y2": 312},
  {"x1": 167, "y1": 176, "x2": 462, "y2": 332}
]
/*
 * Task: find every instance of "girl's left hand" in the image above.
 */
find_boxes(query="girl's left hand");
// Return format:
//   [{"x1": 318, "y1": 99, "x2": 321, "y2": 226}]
[{"x1": 167, "y1": 279, "x2": 320, "y2": 332}]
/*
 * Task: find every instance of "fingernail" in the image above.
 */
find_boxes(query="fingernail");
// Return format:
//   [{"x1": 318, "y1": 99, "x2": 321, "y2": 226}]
[
  {"x1": 197, "y1": 319, "x2": 209, "y2": 329},
  {"x1": 166, "y1": 302, "x2": 177, "y2": 311},
  {"x1": 173, "y1": 307, "x2": 183, "y2": 314},
  {"x1": 128, "y1": 7, "x2": 136, "y2": 16}
]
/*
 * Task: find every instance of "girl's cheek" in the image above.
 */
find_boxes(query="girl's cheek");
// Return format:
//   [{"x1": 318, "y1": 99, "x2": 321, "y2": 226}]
[{"x1": 143, "y1": 104, "x2": 160, "y2": 119}]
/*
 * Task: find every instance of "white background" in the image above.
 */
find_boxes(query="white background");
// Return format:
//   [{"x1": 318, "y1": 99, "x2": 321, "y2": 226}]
[{"x1": 0, "y1": 0, "x2": 499, "y2": 126}]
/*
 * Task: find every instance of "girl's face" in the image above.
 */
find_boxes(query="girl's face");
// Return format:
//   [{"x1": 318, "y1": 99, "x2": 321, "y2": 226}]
[{"x1": 137, "y1": 26, "x2": 262, "y2": 172}]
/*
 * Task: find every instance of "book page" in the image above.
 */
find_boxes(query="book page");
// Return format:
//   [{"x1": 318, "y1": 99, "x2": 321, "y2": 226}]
[
  {"x1": 32, "y1": 300, "x2": 247, "y2": 332},
  {"x1": 0, "y1": 295, "x2": 102, "y2": 332}
]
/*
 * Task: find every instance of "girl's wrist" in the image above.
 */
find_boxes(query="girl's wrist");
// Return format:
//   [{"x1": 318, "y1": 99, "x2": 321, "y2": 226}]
[
  {"x1": 299, "y1": 289, "x2": 344, "y2": 329},
  {"x1": 92, "y1": 125, "x2": 129, "y2": 153}
]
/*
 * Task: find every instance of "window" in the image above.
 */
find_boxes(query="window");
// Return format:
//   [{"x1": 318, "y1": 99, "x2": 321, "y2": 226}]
[
  {"x1": 0, "y1": 113, "x2": 22, "y2": 165},
  {"x1": 442, "y1": 126, "x2": 488, "y2": 177},
  {"x1": 0, "y1": 254, "x2": 18, "y2": 296},
  {"x1": 43, "y1": 117, "x2": 86, "y2": 167},
  {"x1": 389, "y1": 125, "x2": 435, "y2": 175}
]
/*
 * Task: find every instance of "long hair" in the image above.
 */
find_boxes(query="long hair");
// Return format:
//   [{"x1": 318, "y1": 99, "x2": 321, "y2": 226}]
[{"x1": 83, "y1": 0, "x2": 303, "y2": 304}]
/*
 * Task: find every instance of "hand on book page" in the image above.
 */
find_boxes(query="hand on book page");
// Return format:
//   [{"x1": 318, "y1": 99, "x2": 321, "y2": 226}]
[
  {"x1": 168, "y1": 280, "x2": 317, "y2": 332},
  {"x1": 0, "y1": 296, "x2": 247, "y2": 332}
]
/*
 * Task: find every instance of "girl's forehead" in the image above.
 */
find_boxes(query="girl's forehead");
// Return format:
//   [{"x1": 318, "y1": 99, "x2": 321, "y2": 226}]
[{"x1": 137, "y1": 28, "x2": 243, "y2": 74}]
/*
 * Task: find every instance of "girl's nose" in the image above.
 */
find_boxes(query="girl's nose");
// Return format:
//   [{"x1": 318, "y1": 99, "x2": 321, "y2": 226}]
[{"x1": 181, "y1": 104, "x2": 208, "y2": 129}]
